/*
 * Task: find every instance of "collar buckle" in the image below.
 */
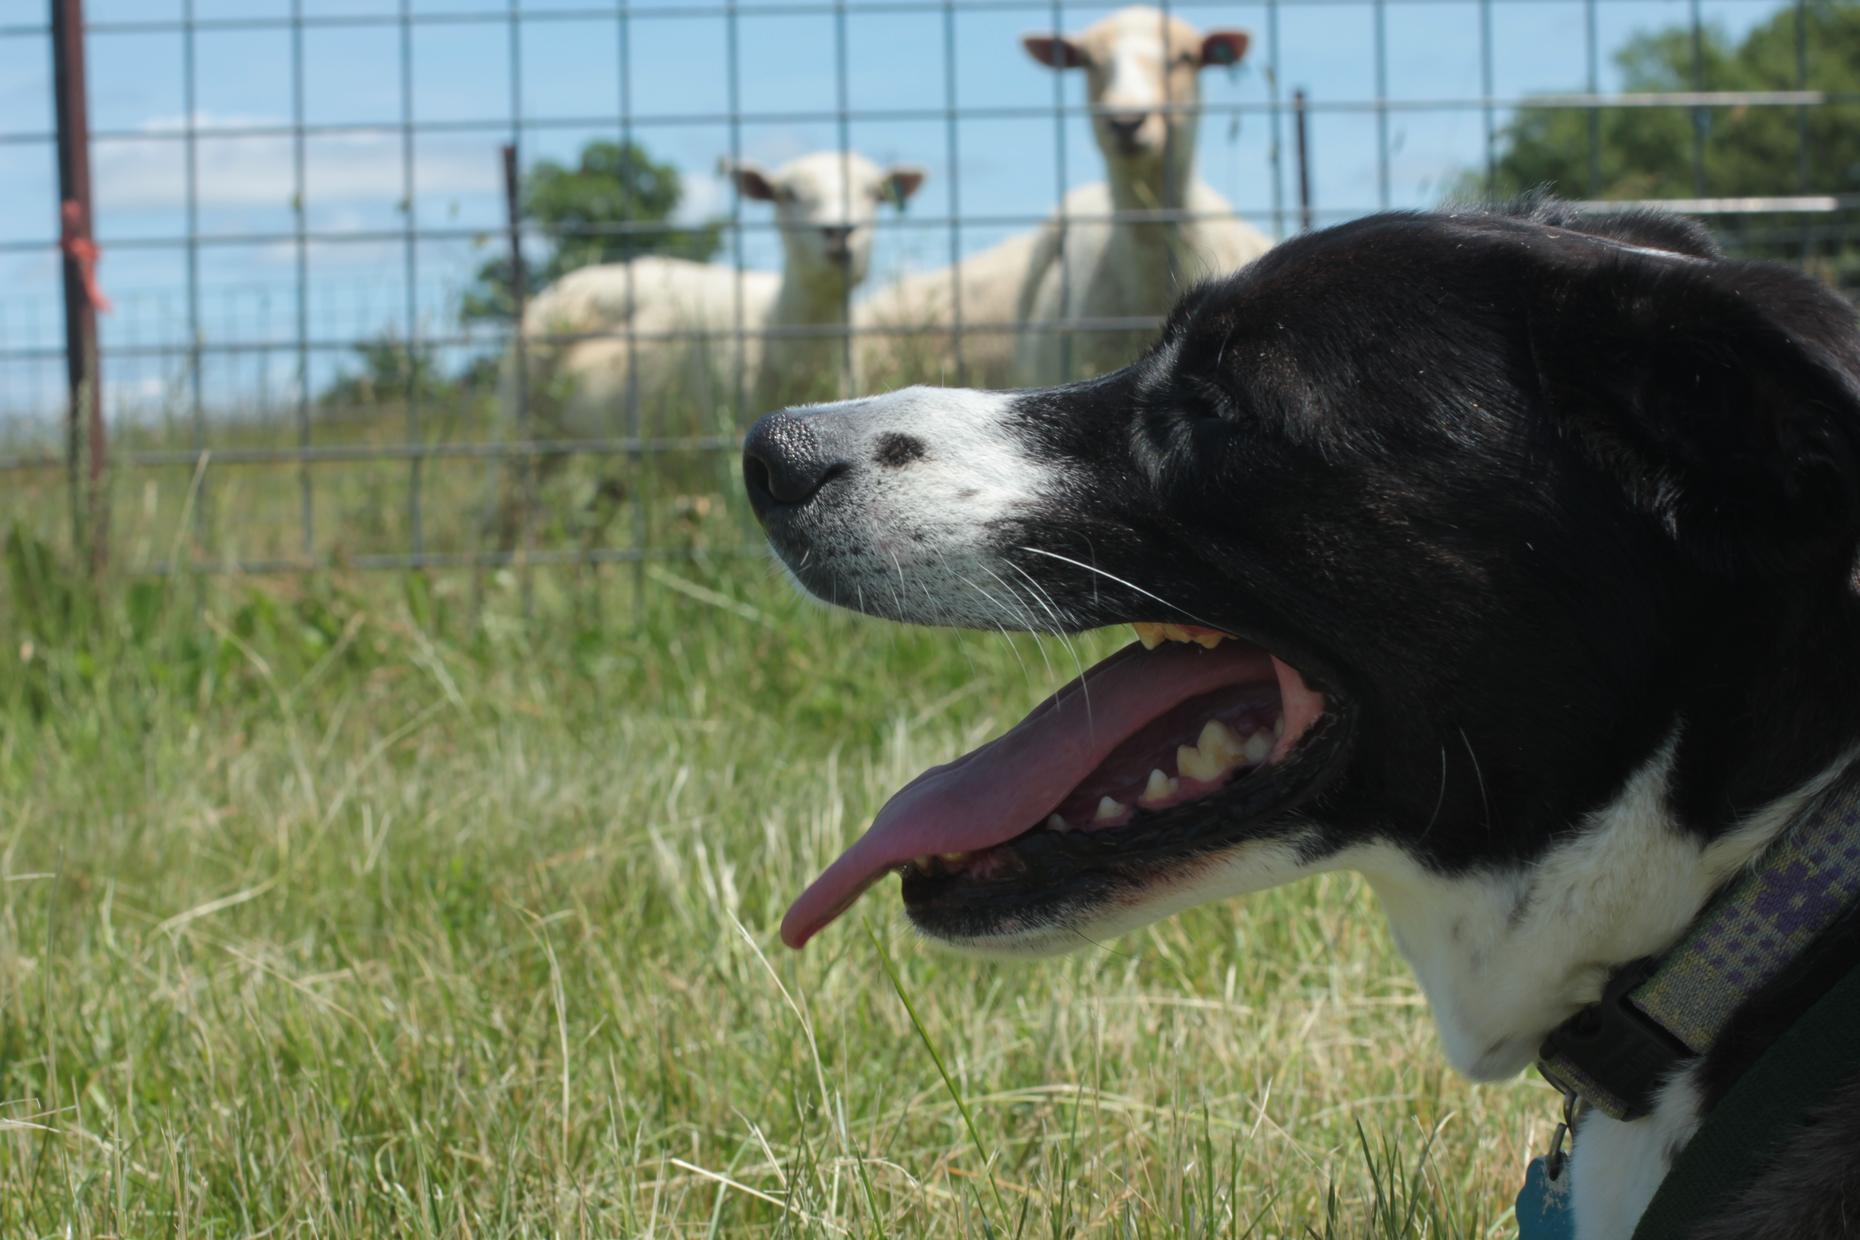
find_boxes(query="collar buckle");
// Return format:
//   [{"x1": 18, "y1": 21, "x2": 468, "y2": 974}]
[{"x1": 1537, "y1": 957, "x2": 1693, "y2": 1121}]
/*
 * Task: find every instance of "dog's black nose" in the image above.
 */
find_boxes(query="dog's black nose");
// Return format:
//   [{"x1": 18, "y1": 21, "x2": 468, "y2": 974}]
[{"x1": 743, "y1": 410, "x2": 846, "y2": 516}]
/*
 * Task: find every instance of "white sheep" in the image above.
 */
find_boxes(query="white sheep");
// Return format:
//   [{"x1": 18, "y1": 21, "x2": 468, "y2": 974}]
[
  {"x1": 505, "y1": 151, "x2": 926, "y2": 431},
  {"x1": 853, "y1": 230, "x2": 1042, "y2": 391},
  {"x1": 489, "y1": 152, "x2": 923, "y2": 545},
  {"x1": 1014, "y1": 7, "x2": 1274, "y2": 385}
]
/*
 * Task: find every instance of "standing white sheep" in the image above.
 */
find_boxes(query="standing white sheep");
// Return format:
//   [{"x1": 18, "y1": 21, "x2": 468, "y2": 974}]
[
  {"x1": 489, "y1": 151, "x2": 923, "y2": 546},
  {"x1": 1014, "y1": 7, "x2": 1273, "y2": 385}
]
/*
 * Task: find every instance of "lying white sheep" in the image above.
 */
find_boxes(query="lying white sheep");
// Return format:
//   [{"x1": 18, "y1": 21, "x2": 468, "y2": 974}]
[
  {"x1": 1014, "y1": 6, "x2": 1273, "y2": 385},
  {"x1": 489, "y1": 152, "x2": 923, "y2": 545},
  {"x1": 853, "y1": 230, "x2": 1041, "y2": 391}
]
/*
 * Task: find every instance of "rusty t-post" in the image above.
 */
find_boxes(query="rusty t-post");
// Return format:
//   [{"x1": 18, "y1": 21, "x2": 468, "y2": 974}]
[{"x1": 51, "y1": 0, "x2": 107, "y2": 572}]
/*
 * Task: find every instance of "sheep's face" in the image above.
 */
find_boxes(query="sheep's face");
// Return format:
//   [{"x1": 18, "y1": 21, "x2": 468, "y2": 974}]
[
  {"x1": 1024, "y1": 6, "x2": 1249, "y2": 188},
  {"x1": 729, "y1": 153, "x2": 927, "y2": 289}
]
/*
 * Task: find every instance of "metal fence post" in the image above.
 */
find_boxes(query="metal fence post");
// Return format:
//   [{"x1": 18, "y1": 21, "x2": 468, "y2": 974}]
[
  {"x1": 51, "y1": 0, "x2": 107, "y2": 572},
  {"x1": 1293, "y1": 89, "x2": 1313, "y2": 234},
  {"x1": 501, "y1": 141, "x2": 536, "y2": 615}
]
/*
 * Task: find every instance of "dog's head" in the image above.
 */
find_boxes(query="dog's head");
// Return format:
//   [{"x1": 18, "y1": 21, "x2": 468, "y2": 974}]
[{"x1": 745, "y1": 203, "x2": 1860, "y2": 961}]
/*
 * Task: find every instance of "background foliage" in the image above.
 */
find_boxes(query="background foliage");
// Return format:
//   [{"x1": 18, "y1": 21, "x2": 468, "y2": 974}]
[{"x1": 1479, "y1": 0, "x2": 1860, "y2": 287}]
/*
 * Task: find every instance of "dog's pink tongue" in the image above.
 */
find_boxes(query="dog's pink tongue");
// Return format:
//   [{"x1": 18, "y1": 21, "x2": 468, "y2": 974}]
[{"x1": 780, "y1": 640, "x2": 1276, "y2": 949}]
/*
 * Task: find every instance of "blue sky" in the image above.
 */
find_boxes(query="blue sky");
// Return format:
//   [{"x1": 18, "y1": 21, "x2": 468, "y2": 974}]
[{"x1": 0, "y1": 0, "x2": 1790, "y2": 431}]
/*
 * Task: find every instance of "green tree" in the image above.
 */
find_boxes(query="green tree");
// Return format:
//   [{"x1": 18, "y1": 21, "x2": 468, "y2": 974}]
[
  {"x1": 1475, "y1": 0, "x2": 1860, "y2": 286},
  {"x1": 461, "y1": 140, "x2": 724, "y2": 322},
  {"x1": 318, "y1": 332, "x2": 453, "y2": 408}
]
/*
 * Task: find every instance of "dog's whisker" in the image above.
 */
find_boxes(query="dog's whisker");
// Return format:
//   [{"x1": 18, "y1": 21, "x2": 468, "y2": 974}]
[
  {"x1": 1419, "y1": 743, "x2": 1448, "y2": 842},
  {"x1": 977, "y1": 564, "x2": 1059, "y2": 686},
  {"x1": 1458, "y1": 727, "x2": 1492, "y2": 834},
  {"x1": 925, "y1": 547, "x2": 987, "y2": 681},
  {"x1": 1017, "y1": 546, "x2": 1214, "y2": 630},
  {"x1": 953, "y1": 570, "x2": 1035, "y2": 687},
  {"x1": 1078, "y1": 532, "x2": 1105, "y2": 612},
  {"x1": 959, "y1": 572, "x2": 1049, "y2": 687},
  {"x1": 1067, "y1": 924, "x2": 1136, "y2": 958},
  {"x1": 886, "y1": 548, "x2": 909, "y2": 623},
  {"x1": 1003, "y1": 560, "x2": 1096, "y2": 737}
]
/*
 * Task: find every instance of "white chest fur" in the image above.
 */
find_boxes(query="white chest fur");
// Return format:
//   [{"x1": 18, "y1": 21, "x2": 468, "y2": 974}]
[
  {"x1": 1354, "y1": 739, "x2": 1847, "y2": 1232},
  {"x1": 1568, "y1": 1070, "x2": 1703, "y2": 1240}
]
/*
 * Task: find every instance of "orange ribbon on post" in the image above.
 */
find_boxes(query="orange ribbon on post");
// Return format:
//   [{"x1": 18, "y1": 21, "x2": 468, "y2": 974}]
[{"x1": 59, "y1": 199, "x2": 111, "y2": 315}]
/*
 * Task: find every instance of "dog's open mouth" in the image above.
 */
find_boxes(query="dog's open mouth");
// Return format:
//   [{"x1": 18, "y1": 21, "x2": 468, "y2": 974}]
[{"x1": 780, "y1": 624, "x2": 1338, "y2": 948}]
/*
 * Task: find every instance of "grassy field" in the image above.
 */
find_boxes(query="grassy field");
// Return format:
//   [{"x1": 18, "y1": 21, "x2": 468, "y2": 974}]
[
  {"x1": 0, "y1": 380, "x2": 748, "y2": 574},
  {"x1": 0, "y1": 506, "x2": 1558, "y2": 1238}
]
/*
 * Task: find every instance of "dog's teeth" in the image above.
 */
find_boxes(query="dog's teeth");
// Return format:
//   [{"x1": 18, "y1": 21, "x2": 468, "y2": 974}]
[
  {"x1": 911, "y1": 855, "x2": 934, "y2": 873},
  {"x1": 1141, "y1": 768, "x2": 1180, "y2": 805},
  {"x1": 938, "y1": 851, "x2": 968, "y2": 863},
  {"x1": 1136, "y1": 622, "x2": 1232, "y2": 648},
  {"x1": 1045, "y1": 814, "x2": 1070, "y2": 833},
  {"x1": 1243, "y1": 732, "x2": 1272, "y2": 763},
  {"x1": 1177, "y1": 742, "x2": 1225, "y2": 783},
  {"x1": 1198, "y1": 719, "x2": 1242, "y2": 763},
  {"x1": 1094, "y1": 796, "x2": 1126, "y2": 822},
  {"x1": 1273, "y1": 717, "x2": 1286, "y2": 739},
  {"x1": 1181, "y1": 718, "x2": 1251, "y2": 782}
]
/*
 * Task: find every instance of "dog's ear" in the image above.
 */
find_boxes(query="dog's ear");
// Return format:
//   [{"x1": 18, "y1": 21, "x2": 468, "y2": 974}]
[{"x1": 1532, "y1": 250, "x2": 1860, "y2": 576}]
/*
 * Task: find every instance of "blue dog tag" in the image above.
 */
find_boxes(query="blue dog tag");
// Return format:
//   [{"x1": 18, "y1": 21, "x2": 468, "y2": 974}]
[{"x1": 1516, "y1": 1155, "x2": 1575, "y2": 1240}]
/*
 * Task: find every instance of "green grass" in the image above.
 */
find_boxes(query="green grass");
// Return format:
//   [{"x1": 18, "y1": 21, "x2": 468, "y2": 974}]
[
  {"x1": 0, "y1": 523, "x2": 1559, "y2": 1237},
  {"x1": 0, "y1": 359, "x2": 758, "y2": 573}
]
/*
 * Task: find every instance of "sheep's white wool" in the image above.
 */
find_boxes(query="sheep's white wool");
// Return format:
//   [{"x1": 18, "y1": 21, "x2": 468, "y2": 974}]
[{"x1": 1014, "y1": 181, "x2": 1272, "y2": 386}]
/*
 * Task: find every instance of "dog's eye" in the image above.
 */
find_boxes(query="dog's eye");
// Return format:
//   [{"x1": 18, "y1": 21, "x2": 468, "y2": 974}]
[{"x1": 1185, "y1": 375, "x2": 1240, "y2": 422}]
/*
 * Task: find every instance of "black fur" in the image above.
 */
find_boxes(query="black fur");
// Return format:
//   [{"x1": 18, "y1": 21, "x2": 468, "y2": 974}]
[{"x1": 1689, "y1": 1071, "x2": 1860, "y2": 1240}]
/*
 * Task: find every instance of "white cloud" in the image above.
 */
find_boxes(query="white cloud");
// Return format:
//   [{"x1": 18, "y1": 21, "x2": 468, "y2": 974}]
[
  {"x1": 92, "y1": 111, "x2": 500, "y2": 212},
  {"x1": 676, "y1": 170, "x2": 728, "y2": 223}
]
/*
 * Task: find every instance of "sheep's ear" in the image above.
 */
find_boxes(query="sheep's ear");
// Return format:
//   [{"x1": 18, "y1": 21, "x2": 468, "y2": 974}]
[
  {"x1": 1022, "y1": 33, "x2": 1085, "y2": 69},
  {"x1": 724, "y1": 161, "x2": 779, "y2": 202},
  {"x1": 882, "y1": 166, "x2": 927, "y2": 209},
  {"x1": 1200, "y1": 30, "x2": 1250, "y2": 68}
]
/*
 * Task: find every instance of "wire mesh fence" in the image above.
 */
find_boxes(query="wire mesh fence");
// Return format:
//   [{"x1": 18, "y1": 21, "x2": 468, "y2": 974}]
[{"x1": 1, "y1": 0, "x2": 1855, "y2": 579}]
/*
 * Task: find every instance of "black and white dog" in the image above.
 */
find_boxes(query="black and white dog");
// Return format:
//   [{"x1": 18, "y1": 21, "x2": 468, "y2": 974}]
[{"x1": 742, "y1": 201, "x2": 1860, "y2": 1238}]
